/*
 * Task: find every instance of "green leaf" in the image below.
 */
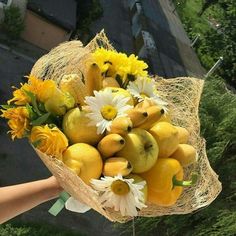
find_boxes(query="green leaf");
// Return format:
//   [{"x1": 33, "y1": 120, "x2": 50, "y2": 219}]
[
  {"x1": 0, "y1": 104, "x2": 16, "y2": 109},
  {"x1": 115, "y1": 74, "x2": 123, "y2": 87},
  {"x1": 127, "y1": 74, "x2": 136, "y2": 82},
  {"x1": 25, "y1": 103, "x2": 37, "y2": 120},
  {"x1": 38, "y1": 102, "x2": 47, "y2": 113},
  {"x1": 30, "y1": 112, "x2": 51, "y2": 126},
  {"x1": 23, "y1": 90, "x2": 42, "y2": 116},
  {"x1": 31, "y1": 139, "x2": 41, "y2": 148}
]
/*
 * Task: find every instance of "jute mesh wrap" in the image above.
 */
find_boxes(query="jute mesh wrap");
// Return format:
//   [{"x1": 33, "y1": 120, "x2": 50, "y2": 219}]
[{"x1": 30, "y1": 31, "x2": 222, "y2": 223}]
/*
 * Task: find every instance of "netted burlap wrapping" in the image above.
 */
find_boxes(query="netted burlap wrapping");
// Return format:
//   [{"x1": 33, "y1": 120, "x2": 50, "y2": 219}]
[{"x1": 30, "y1": 31, "x2": 222, "y2": 223}]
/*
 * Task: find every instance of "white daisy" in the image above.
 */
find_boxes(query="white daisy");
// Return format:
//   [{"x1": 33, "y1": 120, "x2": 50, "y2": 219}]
[
  {"x1": 127, "y1": 77, "x2": 168, "y2": 113},
  {"x1": 90, "y1": 174, "x2": 147, "y2": 217},
  {"x1": 84, "y1": 90, "x2": 133, "y2": 134}
]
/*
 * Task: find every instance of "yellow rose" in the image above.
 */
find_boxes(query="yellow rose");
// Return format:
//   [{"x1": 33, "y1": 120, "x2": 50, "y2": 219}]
[
  {"x1": 7, "y1": 84, "x2": 31, "y2": 105},
  {"x1": 1, "y1": 107, "x2": 30, "y2": 140},
  {"x1": 30, "y1": 125, "x2": 68, "y2": 160},
  {"x1": 27, "y1": 75, "x2": 57, "y2": 102}
]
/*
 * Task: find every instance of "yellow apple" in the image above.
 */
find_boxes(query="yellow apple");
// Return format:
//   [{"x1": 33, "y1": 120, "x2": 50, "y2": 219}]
[
  {"x1": 63, "y1": 143, "x2": 103, "y2": 185},
  {"x1": 116, "y1": 128, "x2": 158, "y2": 173},
  {"x1": 104, "y1": 87, "x2": 134, "y2": 106},
  {"x1": 149, "y1": 122, "x2": 179, "y2": 158},
  {"x1": 62, "y1": 108, "x2": 103, "y2": 145},
  {"x1": 126, "y1": 174, "x2": 148, "y2": 203}
]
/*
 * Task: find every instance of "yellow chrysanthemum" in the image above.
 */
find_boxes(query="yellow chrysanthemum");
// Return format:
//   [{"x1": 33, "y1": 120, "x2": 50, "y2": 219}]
[
  {"x1": 125, "y1": 54, "x2": 148, "y2": 77},
  {"x1": 1, "y1": 107, "x2": 30, "y2": 140},
  {"x1": 7, "y1": 83, "x2": 31, "y2": 105},
  {"x1": 93, "y1": 48, "x2": 127, "y2": 77},
  {"x1": 30, "y1": 125, "x2": 68, "y2": 160},
  {"x1": 93, "y1": 49, "x2": 148, "y2": 81},
  {"x1": 27, "y1": 76, "x2": 57, "y2": 102}
]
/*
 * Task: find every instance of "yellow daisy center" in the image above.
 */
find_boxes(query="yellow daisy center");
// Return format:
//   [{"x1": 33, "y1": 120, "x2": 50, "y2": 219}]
[
  {"x1": 111, "y1": 180, "x2": 130, "y2": 195},
  {"x1": 100, "y1": 105, "x2": 117, "y2": 120}
]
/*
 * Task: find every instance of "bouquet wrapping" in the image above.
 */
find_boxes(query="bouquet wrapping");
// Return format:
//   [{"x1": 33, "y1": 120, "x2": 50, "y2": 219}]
[{"x1": 1, "y1": 31, "x2": 222, "y2": 223}]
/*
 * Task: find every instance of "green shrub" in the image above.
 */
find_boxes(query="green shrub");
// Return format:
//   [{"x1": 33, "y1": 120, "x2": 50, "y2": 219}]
[
  {"x1": 1, "y1": 6, "x2": 24, "y2": 40},
  {"x1": 0, "y1": 222, "x2": 84, "y2": 236}
]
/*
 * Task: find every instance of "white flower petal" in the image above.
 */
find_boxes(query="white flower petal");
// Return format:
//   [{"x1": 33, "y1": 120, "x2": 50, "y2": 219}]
[
  {"x1": 90, "y1": 175, "x2": 147, "y2": 217},
  {"x1": 65, "y1": 197, "x2": 91, "y2": 213},
  {"x1": 84, "y1": 90, "x2": 133, "y2": 134}
]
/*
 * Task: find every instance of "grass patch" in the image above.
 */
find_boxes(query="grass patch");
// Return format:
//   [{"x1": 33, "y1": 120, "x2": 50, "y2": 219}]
[{"x1": 0, "y1": 221, "x2": 85, "y2": 236}]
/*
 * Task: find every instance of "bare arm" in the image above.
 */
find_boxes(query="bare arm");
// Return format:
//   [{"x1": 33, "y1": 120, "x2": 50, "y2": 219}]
[{"x1": 0, "y1": 176, "x2": 62, "y2": 224}]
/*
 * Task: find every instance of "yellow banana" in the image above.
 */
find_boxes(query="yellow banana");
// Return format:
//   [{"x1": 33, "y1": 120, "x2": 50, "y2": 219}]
[
  {"x1": 97, "y1": 133, "x2": 126, "y2": 158},
  {"x1": 103, "y1": 157, "x2": 133, "y2": 177},
  {"x1": 138, "y1": 105, "x2": 165, "y2": 130},
  {"x1": 126, "y1": 108, "x2": 148, "y2": 127},
  {"x1": 59, "y1": 74, "x2": 88, "y2": 105},
  {"x1": 85, "y1": 63, "x2": 103, "y2": 96},
  {"x1": 108, "y1": 116, "x2": 133, "y2": 136},
  {"x1": 135, "y1": 99, "x2": 156, "y2": 109}
]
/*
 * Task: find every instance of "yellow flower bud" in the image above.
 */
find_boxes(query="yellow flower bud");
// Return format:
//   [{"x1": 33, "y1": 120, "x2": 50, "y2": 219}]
[
  {"x1": 30, "y1": 125, "x2": 68, "y2": 160},
  {"x1": 44, "y1": 89, "x2": 75, "y2": 116}
]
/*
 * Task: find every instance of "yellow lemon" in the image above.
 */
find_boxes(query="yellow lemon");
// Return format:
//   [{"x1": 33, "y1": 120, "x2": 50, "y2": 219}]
[
  {"x1": 63, "y1": 143, "x2": 103, "y2": 185},
  {"x1": 62, "y1": 108, "x2": 103, "y2": 145},
  {"x1": 175, "y1": 126, "x2": 190, "y2": 144},
  {"x1": 149, "y1": 122, "x2": 179, "y2": 158}
]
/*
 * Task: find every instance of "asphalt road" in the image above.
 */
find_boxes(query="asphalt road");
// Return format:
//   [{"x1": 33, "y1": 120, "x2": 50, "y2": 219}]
[{"x1": 0, "y1": 47, "x2": 120, "y2": 236}]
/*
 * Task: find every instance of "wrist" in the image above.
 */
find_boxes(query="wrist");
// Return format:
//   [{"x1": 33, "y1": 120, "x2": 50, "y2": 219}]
[{"x1": 42, "y1": 177, "x2": 63, "y2": 201}]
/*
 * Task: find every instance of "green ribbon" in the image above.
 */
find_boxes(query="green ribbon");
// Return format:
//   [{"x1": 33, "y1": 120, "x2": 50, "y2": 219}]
[{"x1": 48, "y1": 191, "x2": 70, "y2": 216}]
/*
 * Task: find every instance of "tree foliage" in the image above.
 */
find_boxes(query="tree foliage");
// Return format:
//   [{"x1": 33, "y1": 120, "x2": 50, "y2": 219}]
[
  {"x1": 1, "y1": 6, "x2": 24, "y2": 40},
  {"x1": 178, "y1": 0, "x2": 236, "y2": 87},
  {"x1": 0, "y1": 222, "x2": 84, "y2": 236}
]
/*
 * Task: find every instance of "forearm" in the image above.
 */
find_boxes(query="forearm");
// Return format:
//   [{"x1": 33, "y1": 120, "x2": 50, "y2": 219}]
[{"x1": 0, "y1": 177, "x2": 62, "y2": 224}]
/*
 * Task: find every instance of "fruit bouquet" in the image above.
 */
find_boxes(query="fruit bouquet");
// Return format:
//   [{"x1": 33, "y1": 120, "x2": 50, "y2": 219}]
[{"x1": 1, "y1": 31, "x2": 221, "y2": 222}]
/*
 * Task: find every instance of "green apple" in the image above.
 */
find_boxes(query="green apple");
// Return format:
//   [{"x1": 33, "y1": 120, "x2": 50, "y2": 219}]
[
  {"x1": 116, "y1": 128, "x2": 158, "y2": 173},
  {"x1": 62, "y1": 108, "x2": 103, "y2": 145},
  {"x1": 104, "y1": 87, "x2": 134, "y2": 106},
  {"x1": 126, "y1": 174, "x2": 148, "y2": 203}
]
